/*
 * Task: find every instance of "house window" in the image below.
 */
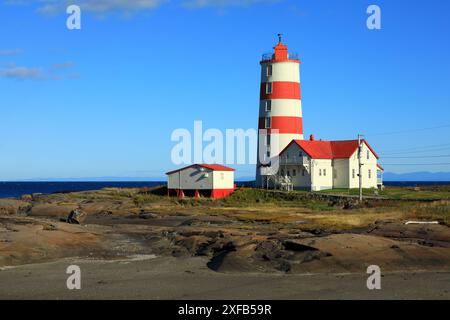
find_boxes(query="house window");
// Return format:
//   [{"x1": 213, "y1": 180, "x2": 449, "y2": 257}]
[
  {"x1": 286, "y1": 153, "x2": 289, "y2": 159},
  {"x1": 265, "y1": 117, "x2": 271, "y2": 128},
  {"x1": 352, "y1": 169, "x2": 355, "y2": 179},
  {"x1": 293, "y1": 169, "x2": 297, "y2": 176},
  {"x1": 319, "y1": 169, "x2": 322, "y2": 176},
  {"x1": 265, "y1": 100, "x2": 271, "y2": 112},
  {"x1": 281, "y1": 169, "x2": 285, "y2": 176},
  {"x1": 266, "y1": 135, "x2": 271, "y2": 146},
  {"x1": 266, "y1": 82, "x2": 272, "y2": 94},
  {"x1": 368, "y1": 169, "x2": 371, "y2": 179},
  {"x1": 266, "y1": 65, "x2": 272, "y2": 77},
  {"x1": 302, "y1": 169, "x2": 305, "y2": 176},
  {"x1": 287, "y1": 170, "x2": 291, "y2": 176},
  {"x1": 266, "y1": 150, "x2": 270, "y2": 158},
  {"x1": 323, "y1": 169, "x2": 326, "y2": 176},
  {"x1": 367, "y1": 150, "x2": 370, "y2": 160}
]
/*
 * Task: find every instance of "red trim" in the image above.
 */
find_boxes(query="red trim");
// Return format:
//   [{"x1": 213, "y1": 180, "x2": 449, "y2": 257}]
[
  {"x1": 260, "y1": 82, "x2": 301, "y2": 100},
  {"x1": 274, "y1": 42, "x2": 288, "y2": 60},
  {"x1": 166, "y1": 163, "x2": 235, "y2": 175},
  {"x1": 258, "y1": 116, "x2": 303, "y2": 134},
  {"x1": 167, "y1": 188, "x2": 234, "y2": 199},
  {"x1": 260, "y1": 42, "x2": 300, "y2": 64},
  {"x1": 211, "y1": 188, "x2": 235, "y2": 199},
  {"x1": 377, "y1": 164, "x2": 384, "y2": 171}
]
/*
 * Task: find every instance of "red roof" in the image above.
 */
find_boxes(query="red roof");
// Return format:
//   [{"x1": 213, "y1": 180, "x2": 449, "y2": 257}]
[
  {"x1": 281, "y1": 139, "x2": 379, "y2": 160},
  {"x1": 377, "y1": 164, "x2": 384, "y2": 171},
  {"x1": 166, "y1": 164, "x2": 235, "y2": 175}
]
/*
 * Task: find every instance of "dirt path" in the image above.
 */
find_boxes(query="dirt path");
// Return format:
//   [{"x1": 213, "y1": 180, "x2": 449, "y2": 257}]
[{"x1": 1, "y1": 256, "x2": 449, "y2": 299}]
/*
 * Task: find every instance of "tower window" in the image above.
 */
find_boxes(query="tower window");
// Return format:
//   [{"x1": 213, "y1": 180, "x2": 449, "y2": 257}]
[
  {"x1": 323, "y1": 169, "x2": 327, "y2": 176},
  {"x1": 266, "y1": 82, "x2": 272, "y2": 94},
  {"x1": 367, "y1": 150, "x2": 370, "y2": 160},
  {"x1": 266, "y1": 65, "x2": 272, "y2": 77},
  {"x1": 319, "y1": 169, "x2": 322, "y2": 176},
  {"x1": 368, "y1": 169, "x2": 372, "y2": 179},
  {"x1": 265, "y1": 117, "x2": 271, "y2": 128},
  {"x1": 293, "y1": 169, "x2": 297, "y2": 176},
  {"x1": 352, "y1": 169, "x2": 355, "y2": 179},
  {"x1": 265, "y1": 100, "x2": 271, "y2": 112},
  {"x1": 266, "y1": 135, "x2": 271, "y2": 146}
]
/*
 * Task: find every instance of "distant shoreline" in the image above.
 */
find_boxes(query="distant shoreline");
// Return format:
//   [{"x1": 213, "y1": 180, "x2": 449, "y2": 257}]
[{"x1": 1, "y1": 181, "x2": 450, "y2": 199}]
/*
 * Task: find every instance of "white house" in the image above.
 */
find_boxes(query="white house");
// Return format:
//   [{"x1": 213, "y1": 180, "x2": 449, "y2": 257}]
[
  {"x1": 262, "y1": 135, "x2": 383, "y2": 191},
  {"x1": 166, "y1": 164, "x2": 236, "y2": 199}
]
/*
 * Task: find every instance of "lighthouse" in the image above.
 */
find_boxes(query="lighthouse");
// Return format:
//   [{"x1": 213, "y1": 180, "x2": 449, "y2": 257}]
[{"x1": 256, "y1": 35, "x2": 304, "y2": 186}]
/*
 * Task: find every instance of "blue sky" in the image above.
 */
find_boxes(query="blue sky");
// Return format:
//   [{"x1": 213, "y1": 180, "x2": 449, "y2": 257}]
[{"x1": 1, "y1": 0, "x2": 450, "y2": 180}]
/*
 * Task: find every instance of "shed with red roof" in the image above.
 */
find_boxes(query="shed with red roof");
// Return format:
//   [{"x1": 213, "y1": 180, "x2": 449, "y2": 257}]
[{"x1": 166, "y1": 164, "x2": 236, "y2": 199}]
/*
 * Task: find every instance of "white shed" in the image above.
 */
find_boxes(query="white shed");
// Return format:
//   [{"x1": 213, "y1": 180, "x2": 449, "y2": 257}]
[{"x1": 166, "y1": 164, "x2": 235, "y2": 199}]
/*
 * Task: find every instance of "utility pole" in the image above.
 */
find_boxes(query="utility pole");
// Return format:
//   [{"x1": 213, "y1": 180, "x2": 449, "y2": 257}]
[{"x1": 358, "y1": 134, "x2": 364, "y2": 202}]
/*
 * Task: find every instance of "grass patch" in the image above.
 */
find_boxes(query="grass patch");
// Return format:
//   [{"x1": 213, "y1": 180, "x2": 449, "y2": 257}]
[
  {"x1": 319, "y1": 186, "x2": 450, "y2": 200},
  {"x1": 219, "y1": 188, "x2": 335, "y2": 211}
]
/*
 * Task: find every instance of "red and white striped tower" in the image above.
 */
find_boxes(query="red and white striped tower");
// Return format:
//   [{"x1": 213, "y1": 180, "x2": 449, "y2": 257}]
[{"x1": 256, "y1": 35, "x2": 303, "y2": 185}]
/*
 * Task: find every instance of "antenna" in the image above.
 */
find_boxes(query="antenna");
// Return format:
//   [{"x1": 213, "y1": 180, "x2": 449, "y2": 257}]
[{"x1": 277, "y1": 33, "x2": 282, "y2": 43}]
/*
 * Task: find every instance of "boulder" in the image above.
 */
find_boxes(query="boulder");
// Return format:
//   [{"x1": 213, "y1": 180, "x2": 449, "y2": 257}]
[{"x1": 67, "y1": 209, "x2": 87, "y2": 224}]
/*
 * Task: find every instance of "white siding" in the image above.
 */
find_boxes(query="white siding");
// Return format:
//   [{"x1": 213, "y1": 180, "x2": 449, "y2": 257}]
[
  {"x1": 167, "y1": 166, "x2": 213, "y2": 190},
  {"x1": 332, "y1": 159, "x2": 349, "y2": 188},
  {"x1": 348, "y1": 142, "x2": 378, "y2": 189},
  {"x1": 212, "y1": 171, "x2": 234, "y2": 189},
  {"x1": 279, "y1": 143, "x2": 311, "y2": 188},
  {"x1": 310, "y1": 159, "x2": 333, "y2": 191}
]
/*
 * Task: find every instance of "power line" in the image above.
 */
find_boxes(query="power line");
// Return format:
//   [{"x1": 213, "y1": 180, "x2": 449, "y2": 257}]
[
  {"x1": 383, "y1": 154, "x2": 450, "y2": 158},
  {"x1": 378, "y1": 142, "x2": 450, "y2": 154},
  {"x1": 365, "y1": 124, "x2": 450, "y2": 137},
  {"x1": 382, "y1": 146, "x2": 450, "y2": 155},
  {"x1": 382, "y1": 163, "x2": 450, "y2": 166}
]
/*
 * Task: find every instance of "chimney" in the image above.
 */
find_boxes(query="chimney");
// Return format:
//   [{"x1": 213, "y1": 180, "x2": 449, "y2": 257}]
[{"x1": 309, "y1": 134, "x2": 315, "y2": 141}]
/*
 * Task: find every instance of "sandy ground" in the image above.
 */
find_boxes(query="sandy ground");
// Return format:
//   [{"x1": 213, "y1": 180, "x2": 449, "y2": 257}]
[{"x1": 1, "y1": 256, "x2": 449, "y2": 299}]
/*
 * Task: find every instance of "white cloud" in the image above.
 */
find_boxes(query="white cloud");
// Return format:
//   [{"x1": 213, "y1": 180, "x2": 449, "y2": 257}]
[
  {"x1": 0, "y1": 66, "x2": 44, "y2": 80},
  {"x1": 0, "y1": 49, "x2": 23, "y2": 56},
  {"x1": 4, "y1": 0, "x2": 167, "y2": 14},
  {"x1": 0, "y1": 61, "x2": 76, "y2": 80},
  {"x1": 183, "y1": 0, "x2": 280, "y2": 8},
  {"x1": 51, "y1": 61, "x2": 74, "y2": 70},
  {"x1": 4, "y1": 0, "x2": 279, "y2": 14}
]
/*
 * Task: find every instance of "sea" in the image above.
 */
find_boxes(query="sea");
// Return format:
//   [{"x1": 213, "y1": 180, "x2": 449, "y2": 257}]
[{"x1": 0, "y1": 181, "x2": 449, "y2": 199}]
